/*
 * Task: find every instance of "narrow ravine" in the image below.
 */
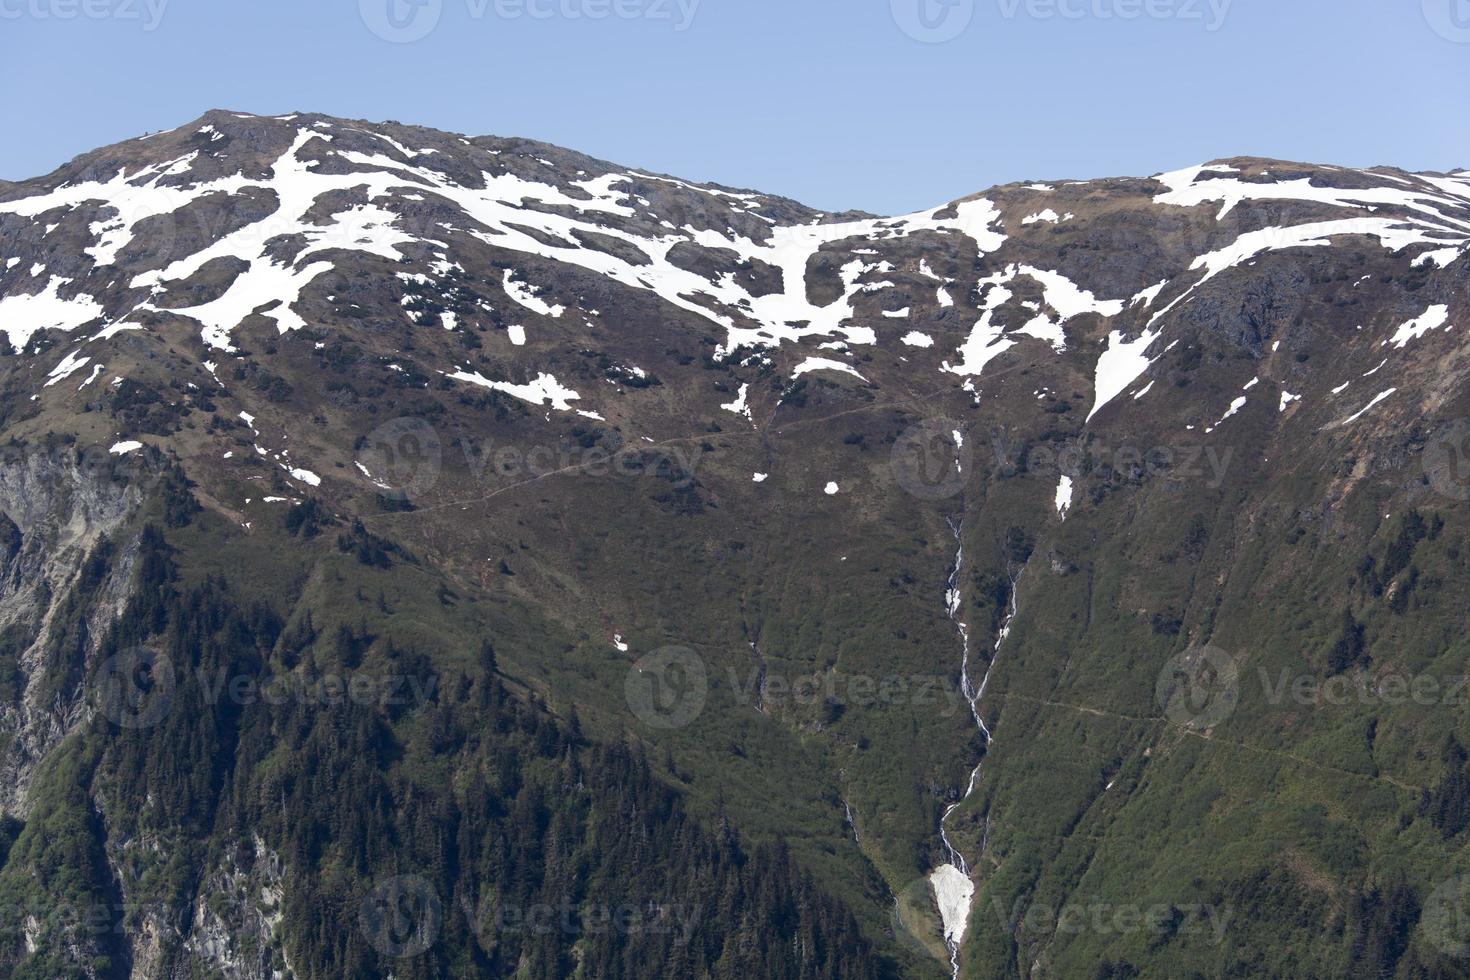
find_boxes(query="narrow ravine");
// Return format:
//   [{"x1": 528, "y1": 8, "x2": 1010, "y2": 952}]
[
  {"x1": 747, "y1": 639, "x2": 769, "y2": 715},
  {"x1": 931, "y1": 513, "x2": 1023, "y2": 979}
]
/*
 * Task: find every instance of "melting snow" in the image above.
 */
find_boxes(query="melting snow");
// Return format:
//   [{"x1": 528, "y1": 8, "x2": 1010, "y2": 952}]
[
  {"x1": 1131, "y1": 280, "x2": 1168, "y2": 307},
  {"x1": 1206, "y1": 396, "x2": 1248, "y2": 432},
  {"x1": 0, "y1": 278, "x2": 104, "y2": 352},
  {"x1": 110, "y1": 440, "x2": 143, "y2": 455},
  {"x1": 1342, "y1": 388, "x2": 1396, "y2": 425},
  {"x1": 1088, "y1": 329, "x2": 1160, "y2": 422},
  {"x1": 44, "y1": 350, "x2": 91, "y2": 387},
  {"x1": 1389, "y1": 304, "x2": 1451, "y2": 349},
  {"x1": 930, "y1": 865, "x2": 975, "y2": 948},
  {"x1": 721, "y1": 382, "x2": 752, "y2": 421},
  {"x1": 792, "y1": 357, "x2": 867, "y2": 382},
  {"x1": 502, "y1": 270, "x2": 566, "y2": 317},
  {"x1": 1055, "y1": 475, "x2": 1074, "y2": 518},
  {"x1": 449, "y1": 369, "x2": 582, "y2": 411}
]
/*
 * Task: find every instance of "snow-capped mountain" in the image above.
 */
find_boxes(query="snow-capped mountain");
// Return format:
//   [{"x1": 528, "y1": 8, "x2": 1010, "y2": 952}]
[
  {"x1": 2, "y1": 111, "x2": 1470, "y2": 980},
  {"x1": 3, "y1": 110, "x2": 1465, "y2": 450}
]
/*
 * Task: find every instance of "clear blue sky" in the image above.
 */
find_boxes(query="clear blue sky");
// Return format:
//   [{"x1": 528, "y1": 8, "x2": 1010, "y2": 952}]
[{"x1": 2, "y1": 0, "x2": 1467, "y2": 215}]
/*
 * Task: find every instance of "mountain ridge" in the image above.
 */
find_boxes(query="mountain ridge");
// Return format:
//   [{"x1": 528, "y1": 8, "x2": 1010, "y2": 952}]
[{"x1": 1, "y1": 110, "x2": 1470, "y2": 978}]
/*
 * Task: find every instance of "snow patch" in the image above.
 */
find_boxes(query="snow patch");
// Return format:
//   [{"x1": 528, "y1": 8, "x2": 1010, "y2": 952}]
[
  {"x1": 1088, "y1": 329, "x2": 1160, "y2": 422},
  {"x1": 1389, "y1": 304, "x2": 1451, "y2": 349},
  {"x1": 930, "y1": 865, "x2": 975, "y2": 948},
  {"x1": 792, "y1": 357, "x2": 867, "y2": 382},
  {"x1": 449, "y1": 369, "x2": 582, "y2": 411},
  {"x1": 1055, "y1": 475, "x2": 1074, "y2": 518}
]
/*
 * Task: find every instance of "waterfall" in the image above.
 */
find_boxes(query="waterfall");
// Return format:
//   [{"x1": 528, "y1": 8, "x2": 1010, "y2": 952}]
[{"x1": 931, "y1": 514, "x2": 1023, "y2": 978}]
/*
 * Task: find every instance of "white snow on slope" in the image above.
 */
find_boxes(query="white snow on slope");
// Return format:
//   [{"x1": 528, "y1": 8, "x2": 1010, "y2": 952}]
[
  {"x1": 1155, "y1": 167, "x2": 1470, "y2": 229},
  {"x1": 0, "y1": 278, "x2": 104, "y2": 352},
  {"x1": 946, "y1": 264, "x2": 1128, "y2": 378},
  {"x1": 1146, "y1": 165, "x2": 1470, "y2": 328},
  {"x1": 12, "y1": 125, "x2": 1008, "y2": 361},
  {"x1": 721, "y1": 382, "x2": 752, "y2": 421},
  {"x1": 792, "y1": 357, "x2": 867, "y2": 381},
  {"x1": 1055, "y1": 475, "x2": 1074, "y2": 518},
  {"x1": 1018, "y1": 264, "x2": 1126, "y2": 320},
  {"x1": 1088, "y1": 329, "x2": 1161, "y2": 422},
  {"x1": 502, "y1": 270, "x2": 566, "y2": 317},
  {"x1": 930, "y1": 865, "x2": 975, "y2": 948},
  {"x1": 1389, "y1": 304, "x2": 1451, "y2": 349},
  {"x1": 448, "y1": 369, "x2": 582, "y2": 411},
  {"x1": 1342, "y1": 388, "x2": 1397, "y2": 425},
  {"x1": 0, "y1": 151, "x2": 254, "y2": 266},
  {"x1": 1132, "y1": 280, "x2": 1168, "y2": 307},
  {"x1": 1206, "y1": 396, "x2": 1248, "y2": 433},
  {"x1": 945, "y1": 279, "x2": 1017, "y2": 377}
]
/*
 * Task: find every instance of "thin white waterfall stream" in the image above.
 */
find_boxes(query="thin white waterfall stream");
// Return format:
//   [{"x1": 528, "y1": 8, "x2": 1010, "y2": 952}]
[{"x1": 931, "y1": 514, "x2": 1022, "y2": 978}]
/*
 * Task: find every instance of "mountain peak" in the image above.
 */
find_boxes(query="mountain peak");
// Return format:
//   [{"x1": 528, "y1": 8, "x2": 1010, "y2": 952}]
[{"x1": 0, "y1": 111, "x2": 1465, "y2": 469}]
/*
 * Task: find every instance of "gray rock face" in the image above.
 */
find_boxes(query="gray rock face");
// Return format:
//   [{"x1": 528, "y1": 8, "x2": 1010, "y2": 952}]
[{"x1": 0, "y1": 446, "x2": 145, "y2": 816}]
